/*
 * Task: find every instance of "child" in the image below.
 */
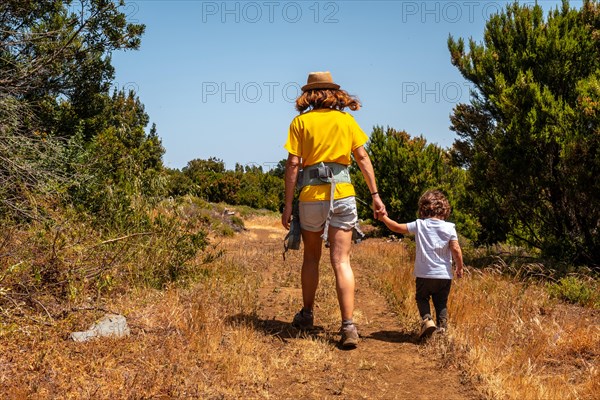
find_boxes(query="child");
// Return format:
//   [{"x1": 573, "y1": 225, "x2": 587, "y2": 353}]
[{"x1": 378, "y1": 190, "x2": 464, "y2": 338}]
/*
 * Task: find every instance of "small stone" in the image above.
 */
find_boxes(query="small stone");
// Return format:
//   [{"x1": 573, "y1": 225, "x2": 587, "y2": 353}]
[{"x1": 70, "y1": 313, "x2": 130, "y2": 342}]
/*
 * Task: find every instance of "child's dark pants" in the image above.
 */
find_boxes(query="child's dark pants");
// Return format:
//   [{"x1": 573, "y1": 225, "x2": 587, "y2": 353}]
[{"x1": 415, "y1": 277, "x2": 452, "y2": 328}]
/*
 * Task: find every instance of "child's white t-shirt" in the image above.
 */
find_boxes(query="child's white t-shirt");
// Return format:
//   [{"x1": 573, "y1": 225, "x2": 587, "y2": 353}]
[{"x1": 407, "y1": 218, "x2": 458, "y2": 279}]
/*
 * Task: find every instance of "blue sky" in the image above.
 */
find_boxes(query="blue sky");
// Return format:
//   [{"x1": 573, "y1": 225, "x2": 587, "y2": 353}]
[{"x1": 110, "y1": 0, "x2": 573, "y2": 170}]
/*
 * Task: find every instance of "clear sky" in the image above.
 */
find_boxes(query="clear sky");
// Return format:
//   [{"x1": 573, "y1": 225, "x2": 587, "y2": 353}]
[{"x1": 110, "y1": 0, "x2": 574, "y2": 170}]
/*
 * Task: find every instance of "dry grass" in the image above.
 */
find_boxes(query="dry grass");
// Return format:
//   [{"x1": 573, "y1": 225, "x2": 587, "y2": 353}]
[
  {"x1": 450, "y1": 271, "x2": 599, "y2": 400},
  {"x1": 0, "y1": 253, "x2": 269, "y2": 398},
  {"x1": 353, "y1": 238, "x2": 418, "y2": 328},
  {"x1": 354, "y1": 238, "x2": 600, "y2": 400},
  {"x1": 2, "y1": 212, "x2": 598, "y2": 399},
  {"x1": 0, "y1": 210, "x2": 343, "y2": 399}
]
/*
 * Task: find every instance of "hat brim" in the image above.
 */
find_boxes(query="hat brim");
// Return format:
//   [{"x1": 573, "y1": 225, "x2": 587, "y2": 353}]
[{"x1": 301, "y1": 82, "x2": 341, "y2": 92}]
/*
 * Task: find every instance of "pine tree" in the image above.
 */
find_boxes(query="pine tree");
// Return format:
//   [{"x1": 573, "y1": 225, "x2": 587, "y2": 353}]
[{"x1": 448, "y1": 0, "x2": 600, "y2": 267}]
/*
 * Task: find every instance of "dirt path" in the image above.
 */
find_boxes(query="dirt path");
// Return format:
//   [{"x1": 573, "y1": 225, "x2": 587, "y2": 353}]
[{"x1": 234, "y1": 216, "x2": 478, "y2": 399}]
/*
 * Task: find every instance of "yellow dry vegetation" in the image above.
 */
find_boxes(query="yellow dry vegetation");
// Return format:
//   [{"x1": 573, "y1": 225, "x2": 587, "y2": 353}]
[
  {"x1": 354, "y1": 239, "x2": 600, "y2": 400},
  {"x1": 1, "y1": 213, "x2": 598, "y2": 399}
]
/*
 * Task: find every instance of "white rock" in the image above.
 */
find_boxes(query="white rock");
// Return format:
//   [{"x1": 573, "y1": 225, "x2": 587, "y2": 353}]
[{"x1": 70, "y1": 314, "x2": 130, "y2": 342}]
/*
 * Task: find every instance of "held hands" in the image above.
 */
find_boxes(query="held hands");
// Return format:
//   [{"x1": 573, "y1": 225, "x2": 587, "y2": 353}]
[
  {"x1": 376, "y1": 209, "x2": 388, "y2": 221},
  {"x1": 372, "y1": 194, "x2": 387, "y2": 220},
  {"x1": 375, "y1": 210, "x2": 388, "y2": 221}
]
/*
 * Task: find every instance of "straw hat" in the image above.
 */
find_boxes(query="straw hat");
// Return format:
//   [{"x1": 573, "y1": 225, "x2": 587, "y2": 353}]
[{"x1": 301, "y1": 71, "x2": 341, "y2": 92}]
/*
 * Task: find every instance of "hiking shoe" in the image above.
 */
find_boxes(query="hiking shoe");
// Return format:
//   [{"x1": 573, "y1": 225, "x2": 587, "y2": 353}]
[
  {"x1": 291, "y1": 309, "x2": 314, "y2": 330},
  {"x1": 419, "y1": 318, "x2": 436, "y2": 339},
  {"x1": 435, "y1": 327, "x2": 447, "y2": 335},
  {"x1": 340, "y1": 323, "x2": 359, "y2": 348}
]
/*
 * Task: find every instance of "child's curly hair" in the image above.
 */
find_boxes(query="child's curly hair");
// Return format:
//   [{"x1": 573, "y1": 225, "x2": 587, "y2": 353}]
[
  {"x1": 418, "y1": 190, "x2": 451, "y2": 219},
  {"x1": 295, "y1": 89, "x2": 361, "y2": 113}
]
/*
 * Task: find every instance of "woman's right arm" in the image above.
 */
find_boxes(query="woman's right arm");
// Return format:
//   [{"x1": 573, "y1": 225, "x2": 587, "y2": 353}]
[
  {"x1": 353, "y1": 145, "x2": 386, "y2": 219},
  {"x1": 282, "y1": 153, "x2": 301, "y2": 229}
]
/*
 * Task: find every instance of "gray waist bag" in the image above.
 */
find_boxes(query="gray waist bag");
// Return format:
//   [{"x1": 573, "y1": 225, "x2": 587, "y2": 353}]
[
  {"x1": 283, "y1": 162, "x2": 364, "y2": 257},
  {"x1": 297, "y1": 162, "x2": 351, "y2": 188}
]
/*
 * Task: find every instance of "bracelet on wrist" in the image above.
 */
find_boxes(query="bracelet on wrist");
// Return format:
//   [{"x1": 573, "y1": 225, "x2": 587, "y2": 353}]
[{"x1": 371, "y1": 192, "x2": 379, "y2": 196}]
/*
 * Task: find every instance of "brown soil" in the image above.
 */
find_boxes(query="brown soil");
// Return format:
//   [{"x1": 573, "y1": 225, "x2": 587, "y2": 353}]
[{"x1": 237, "y1": 216, "x2": 479, "y2": 399}]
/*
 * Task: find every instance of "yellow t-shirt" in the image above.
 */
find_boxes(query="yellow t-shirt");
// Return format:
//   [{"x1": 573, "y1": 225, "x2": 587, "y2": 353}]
[{"x1": 284, "y1": 109, "x2": 368, "y2": 202}]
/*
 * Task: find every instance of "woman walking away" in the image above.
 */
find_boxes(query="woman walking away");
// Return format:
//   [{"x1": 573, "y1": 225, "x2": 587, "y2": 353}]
[{"x1": 281, "y1": 71, "x2": 385, "y2": 348}]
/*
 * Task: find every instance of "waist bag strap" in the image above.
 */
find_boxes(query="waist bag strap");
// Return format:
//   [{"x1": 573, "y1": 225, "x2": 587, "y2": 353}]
[
  {"x1": 322, "y1": 174, "x2": 336, "y2": 243},
  {"x1": 297, "y1": 162, "x2": 351, "y2": 243},
  {"x1": 297, "y1": 162, "x2": 351, "y2": 188}
]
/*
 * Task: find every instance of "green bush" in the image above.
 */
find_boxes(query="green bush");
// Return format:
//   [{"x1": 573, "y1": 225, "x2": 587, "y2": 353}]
[
  {"x1": 170, "y1": 159, "x2": 284, "y2": 211},
  {"x1": 353, "y1": 126, "x2": 478, "y2": 240},
  {"x1": 547, "y1": 276, "x2": 599, "y2": 308}
]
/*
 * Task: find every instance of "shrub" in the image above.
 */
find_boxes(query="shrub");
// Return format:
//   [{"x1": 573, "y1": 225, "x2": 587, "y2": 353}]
[{"x1": 547, "y1": 276, "x2": 599, "y2": 308}]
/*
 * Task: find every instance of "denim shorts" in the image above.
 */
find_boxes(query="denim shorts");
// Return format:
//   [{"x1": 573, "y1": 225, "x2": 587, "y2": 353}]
[{"x1": 299, "y1": 197, "x2": 358, "y2": 232}]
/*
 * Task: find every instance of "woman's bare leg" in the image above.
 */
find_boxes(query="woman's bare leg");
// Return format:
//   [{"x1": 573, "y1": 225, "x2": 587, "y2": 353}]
[
  {"x1": 300, "y1": 229, "x2": 323, "y2": 311},
  {"x1": 328, "y1": 227, "x2": 354, "y2": 320}
]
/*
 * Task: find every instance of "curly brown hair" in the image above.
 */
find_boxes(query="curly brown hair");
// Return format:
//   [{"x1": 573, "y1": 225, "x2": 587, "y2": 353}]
[
  {"x1": 295, "y1": 89, "x2": 361, "y2": 113},
  {"x1": 418, "y1": 190, "x2": 451, "y2": 220}
]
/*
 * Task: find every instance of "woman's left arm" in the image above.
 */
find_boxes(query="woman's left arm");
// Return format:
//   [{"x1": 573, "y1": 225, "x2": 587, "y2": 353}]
[{"x1": 353, "y1": 145, "x2": 386, "y2": 218}]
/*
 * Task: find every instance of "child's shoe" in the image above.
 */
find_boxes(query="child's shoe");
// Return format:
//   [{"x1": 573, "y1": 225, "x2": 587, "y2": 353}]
[
  {"x1": 419, "y1": 318, "x2": 436, "y2": 339},
  {"x1": 435, "y1": 318, "x2": 448, "y2": 335}
]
